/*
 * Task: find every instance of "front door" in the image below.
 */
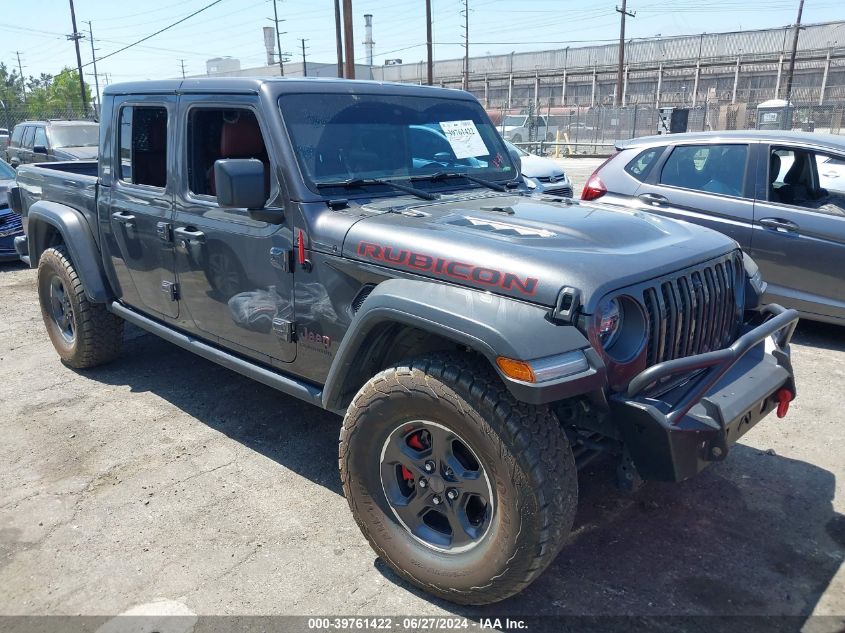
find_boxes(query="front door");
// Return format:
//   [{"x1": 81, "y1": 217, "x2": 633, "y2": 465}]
[
  {"x1": 749, "y1": 144, "x2": 845, "y2": 321},
  {"x1": 171, "y1": 97, "x2": 295, "y2": 363},
  {"x1": 102, "y1": 99, "x2": 178, "y2": 318}
]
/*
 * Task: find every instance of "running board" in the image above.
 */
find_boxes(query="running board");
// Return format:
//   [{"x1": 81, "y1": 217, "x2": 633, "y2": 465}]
[{"x1": 108, "y1": 302, "x2": 325, "y2": 410}]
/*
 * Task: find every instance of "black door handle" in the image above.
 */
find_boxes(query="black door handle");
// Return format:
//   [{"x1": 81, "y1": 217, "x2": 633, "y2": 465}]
[
  {"x1": 759, "y1": 217, "x2": 799, "y2": 233},
  {"x1": 638, "y1": 192, "x2": 668, "y2": 205},
  {"x1": 174, "y1": 227, "x2": 206, "y2": 244},
  {"x1": 111, "y1": 211, "x2": 136, "y2": 229}
]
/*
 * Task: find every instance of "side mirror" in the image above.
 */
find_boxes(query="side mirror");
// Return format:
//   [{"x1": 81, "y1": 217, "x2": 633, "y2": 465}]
[
  {"x1": 214, "y1": 159, "x2": 284, "y2": 224},
  {"x1": 33, "y1": 145, "x2": 47, "y2": 155}
]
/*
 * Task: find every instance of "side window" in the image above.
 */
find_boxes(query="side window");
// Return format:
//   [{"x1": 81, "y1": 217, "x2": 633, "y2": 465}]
[
  {"x1": 660, "y1": 144, "x2": 748, "y2": 197},
  {"x1": 625, "y1": 146, "x2": 664, "y2": 181},
  {"x1": 22, "y1": 126, "x2": 35, "y2": 149},
  {"x1": 10, "y1": 125, "x2": 24, "y2": 147},
  {"x1": 118, "y1": 105, "x2": 168, "y2": 188},
  {"x1": 769, "y1": 147, "x2": 845, "y2": 215},
  {"x1": 186, "y1": 108, "x2": 269, "y2": 204},
  {"x1": 537, "y1": 116, "x2": 546, "y2": 127},
  {"x1": 33, "y1": 127, "x2": 48, "y2": 149}
]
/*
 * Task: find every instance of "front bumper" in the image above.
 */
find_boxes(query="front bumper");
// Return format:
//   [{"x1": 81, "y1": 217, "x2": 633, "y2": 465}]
[{"x1": 609, "y1": 304, "x2": 798, "y2": 482}]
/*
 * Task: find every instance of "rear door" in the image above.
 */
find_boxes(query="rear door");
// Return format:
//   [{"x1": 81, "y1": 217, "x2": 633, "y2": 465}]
[
  {"x1": 101, "y1": 97, "x2": 179, "y2": 318},
  {"x1": 634, "y1": 141, "x2": 756, "y2": 248},
  {"x1": 749, "y1": 143, "x2": 845, "y2": 321}
]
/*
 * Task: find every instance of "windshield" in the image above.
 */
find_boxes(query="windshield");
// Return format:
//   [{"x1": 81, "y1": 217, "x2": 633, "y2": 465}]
[
  {"x1": 279, "y1": 93, "x2": 516, "y2": 195},
  {"x1": 50, "y1": 125, "x2": 99, "y2": 148},
  {"x1": 502, "y1": 116, "x2": 526, "y2": 127}
]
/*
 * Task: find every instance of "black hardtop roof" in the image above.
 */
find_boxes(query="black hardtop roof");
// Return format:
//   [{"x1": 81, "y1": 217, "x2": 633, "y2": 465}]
[{"x1": 104, "y1": 77, "x2": 477, "y2": 101}]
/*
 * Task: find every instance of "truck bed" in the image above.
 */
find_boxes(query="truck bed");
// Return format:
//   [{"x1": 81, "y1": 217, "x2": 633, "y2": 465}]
[{"x1": 15, "y1": 161, "x2": 99, "y2": 252}]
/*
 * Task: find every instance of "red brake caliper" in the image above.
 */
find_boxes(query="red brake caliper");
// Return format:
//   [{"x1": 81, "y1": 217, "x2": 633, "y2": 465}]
[
  {"x1": 401, "y1": 432, "x2": 426, "y2": 484},
  {"x1": 407, "y1": 433, "x2": 425, "y2": 450},
  {"x1": 401, "y1": 465, "x2": 415, "y2": 483}
]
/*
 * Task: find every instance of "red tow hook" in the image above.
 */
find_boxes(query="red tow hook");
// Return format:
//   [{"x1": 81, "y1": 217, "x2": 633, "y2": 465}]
[{"x1": 776, "y1": 388, "x2": 794, "y2": 418}]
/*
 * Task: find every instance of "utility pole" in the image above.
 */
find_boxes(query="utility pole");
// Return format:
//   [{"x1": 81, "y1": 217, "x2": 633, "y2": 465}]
[
  {"x1": 300, "y1": 39, "x2": 309, "y2": 77},
  {"x1": 334, "y1": 0, "x2": 344, "y2": 78},
  {"x1": 67, "y1": 0, "x2": 88, "y2": 113},
  {"x1": 783, "y1": 0, "x2": 804, "y2": 101},
  {"x1": 342, "y1": 0, "x2": 355, "y2": 79},
  {"x1": 615, "y1": 0, "x2": 635, "y2": 107},
  {"x1": 179, "y1": 59, "x2": 187, "y2": 78},
  {"x1": 271, "y1": 0, "x2": 285, "y2": 76},
  {"x1": 425, "y1": 0, "x2": 433, "y2": 85},
  {"x1": 83, "y1": 21, "x2": 100, "y2": 117},
  {"x1": 15, "y1": 52, "x2": 26, "y2": 105},
  {"x1": 461, "y1": 0, "x2": 469, "y2": 90}
]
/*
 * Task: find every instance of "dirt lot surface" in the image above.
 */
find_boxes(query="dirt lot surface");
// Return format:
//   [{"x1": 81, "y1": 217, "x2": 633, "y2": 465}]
[{"x1": 1, "y1": 241, "x2": 844, "y2": 626}]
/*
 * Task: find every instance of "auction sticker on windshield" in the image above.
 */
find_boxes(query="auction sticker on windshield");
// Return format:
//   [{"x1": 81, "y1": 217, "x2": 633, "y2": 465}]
[{"x1": 439, "y1": 120, "x2": 488, "y2": 159}]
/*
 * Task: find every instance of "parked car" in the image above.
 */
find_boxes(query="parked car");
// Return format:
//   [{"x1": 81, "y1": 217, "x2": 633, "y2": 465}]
[
  {"x1": 501, "y1": 114, "x2": 557, "y2": 142},
  {"x1": 0, "y1": 158, "x2": 22, "y2": 260},
  {"x1": 505, "y1": 140, "x2": 572, "y2": 197},
  {"x1": 583, "y1": 130, "x2": 845, "y2": 325},
  {"x1": 12, "y1": 79, "x2": 797, "y2": 605},
  {"x1": 6, "y1": 120, "x2": 98, "y2": 167}
]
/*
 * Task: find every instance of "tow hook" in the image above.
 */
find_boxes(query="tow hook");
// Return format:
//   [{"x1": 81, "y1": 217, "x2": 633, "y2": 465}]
[{"x1": 776, "y1": 388, "x2": 794, "y2": 419}]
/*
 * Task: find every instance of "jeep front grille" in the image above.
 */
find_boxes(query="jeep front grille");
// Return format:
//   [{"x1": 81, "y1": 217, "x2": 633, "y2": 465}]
[{"x1": 641, "y1": 253, "x2": 742, "y2": 367}]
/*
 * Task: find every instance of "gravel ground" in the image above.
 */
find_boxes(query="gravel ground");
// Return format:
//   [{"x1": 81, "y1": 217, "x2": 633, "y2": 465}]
[{"x1": 1, "y1": 239, "x2": 843, "y2": 625}]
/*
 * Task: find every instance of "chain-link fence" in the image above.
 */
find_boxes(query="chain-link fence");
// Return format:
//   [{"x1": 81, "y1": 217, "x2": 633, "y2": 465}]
[{"x1": 490, "y1": 101, "x2": 845, "y2": 157}]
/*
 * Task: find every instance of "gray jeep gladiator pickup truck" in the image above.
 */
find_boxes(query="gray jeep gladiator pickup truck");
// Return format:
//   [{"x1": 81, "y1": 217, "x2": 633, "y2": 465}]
[{"x1": 10, "y1": 78, "x2": 798, "y2": 605}]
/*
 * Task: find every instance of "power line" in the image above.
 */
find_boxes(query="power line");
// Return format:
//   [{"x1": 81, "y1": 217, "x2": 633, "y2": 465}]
[{"x1": 82, "y1": 0, "x2": 227, "y2": 68}]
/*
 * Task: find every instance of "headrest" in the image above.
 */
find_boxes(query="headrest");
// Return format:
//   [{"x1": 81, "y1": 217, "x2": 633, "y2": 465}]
[
  {"x1": 769, "y1": 153, "x2": 781, "y2": 184},
  {"x1": 220, "y1": 115, "x2": 265, "y2": 157}
]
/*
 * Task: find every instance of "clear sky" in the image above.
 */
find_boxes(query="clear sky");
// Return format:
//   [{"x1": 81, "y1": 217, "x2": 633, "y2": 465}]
[{"x1": 2, "y1": 0, "x2": 843, "y2": 89}]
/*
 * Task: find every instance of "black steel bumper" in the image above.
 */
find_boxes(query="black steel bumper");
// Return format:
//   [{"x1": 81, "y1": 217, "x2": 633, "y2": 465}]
[{"x1": 609, "y1": 305, "x2": 799, "y2": 482}]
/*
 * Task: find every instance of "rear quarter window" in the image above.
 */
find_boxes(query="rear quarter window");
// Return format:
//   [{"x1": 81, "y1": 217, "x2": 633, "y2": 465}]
[{"x1": 624, "y1": 146, "x2": 664, "y2": 181}]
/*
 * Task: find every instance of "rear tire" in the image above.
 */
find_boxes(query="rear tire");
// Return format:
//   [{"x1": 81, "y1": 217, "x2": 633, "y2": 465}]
[
  {"x1": 37, "y1": 246, "x2": 124, "y2": 369},
  {"x1": 339, "y1": 353, "x2": 577, "y2": 605}
]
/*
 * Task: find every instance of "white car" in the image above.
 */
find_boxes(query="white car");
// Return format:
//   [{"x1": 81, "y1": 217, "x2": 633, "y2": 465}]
[
  {"x1": 506, "y1": 140, "x2": 572, "y2": 197},
  {"x1": 818, "y1": 155, "x2": 845, "y2": 193}
]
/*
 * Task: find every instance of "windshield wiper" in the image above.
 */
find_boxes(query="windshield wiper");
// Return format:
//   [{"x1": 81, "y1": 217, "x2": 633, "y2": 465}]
[
  {"x1": 315, "y1": 178, "x2": 438, "y2": 201},
  {"x1": 410, "y1": 171, "x2": 517, "y2": 193}
]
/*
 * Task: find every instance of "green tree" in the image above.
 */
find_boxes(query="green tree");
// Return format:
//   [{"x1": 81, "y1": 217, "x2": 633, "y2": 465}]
[{"x1": 26, "y1": 68, "x2": 91, "y2": 119}]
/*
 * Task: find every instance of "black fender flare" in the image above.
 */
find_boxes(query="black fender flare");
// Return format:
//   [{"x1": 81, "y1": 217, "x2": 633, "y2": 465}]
[
  {"x1": 322, "y1": 278, "x2": 605, "y2": 411},
  {"x1": 27, "y1": 200, "x2": 113, "y2": 303}
]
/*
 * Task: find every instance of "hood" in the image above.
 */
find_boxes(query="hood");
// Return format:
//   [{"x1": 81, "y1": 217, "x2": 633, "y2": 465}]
[
  {"x1": 53, "y1": 146, "x2": 98, "y2": 160},
  {"x1": 519, "y1": 154, "x2": 566, "y2": 179},
  {"x1": 342, "y1": 194, "x2": 738, "y2": 313}
]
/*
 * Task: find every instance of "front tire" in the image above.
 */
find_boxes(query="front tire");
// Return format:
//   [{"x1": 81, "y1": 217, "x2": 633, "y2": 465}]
[
  {"x1": 339, "y1": 353, "x2": 577, "y2": 605},
  {"x1": 37, "y1": 246, "x2": 124, "y2": 369}
]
